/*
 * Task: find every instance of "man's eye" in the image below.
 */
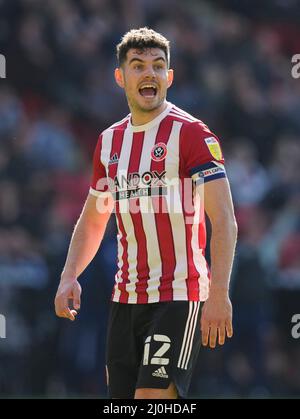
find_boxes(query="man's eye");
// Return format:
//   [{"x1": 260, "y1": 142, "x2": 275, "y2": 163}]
[{"x1": 134, "y1": 65, "x2": 143, "y2": 70}]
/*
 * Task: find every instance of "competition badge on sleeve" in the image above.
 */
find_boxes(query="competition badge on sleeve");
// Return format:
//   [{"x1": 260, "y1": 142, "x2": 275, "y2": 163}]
[{"x1": 204, "y1": 137, "x2": 223, "y2": 160}]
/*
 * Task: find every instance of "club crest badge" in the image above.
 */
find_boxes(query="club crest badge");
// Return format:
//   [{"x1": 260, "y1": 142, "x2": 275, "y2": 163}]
[{"x1": 151, "y1": 143, "x2": 167, "y2": 162}]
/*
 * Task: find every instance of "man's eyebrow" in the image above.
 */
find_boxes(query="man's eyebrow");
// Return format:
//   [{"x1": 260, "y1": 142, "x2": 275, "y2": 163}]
[
  {"x1": 128, "y1": 58, "x2": 144, "y2": 65},
  {"x1": 153, "y1": 57, "x2": 166, "y2": 63},
  {"x1": 128, "y1": 56, "x2": 166, "y2": 65}
]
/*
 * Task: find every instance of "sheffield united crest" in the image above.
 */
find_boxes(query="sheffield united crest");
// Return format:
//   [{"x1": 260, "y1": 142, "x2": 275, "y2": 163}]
[{"x1": 151, "y1": 142, "x2": 167, "y2": 162}]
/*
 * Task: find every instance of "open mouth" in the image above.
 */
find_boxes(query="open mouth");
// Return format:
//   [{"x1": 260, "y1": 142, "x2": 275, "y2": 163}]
[{"x1": 139, "y1": 84, "x2": 158, "y2": 98}]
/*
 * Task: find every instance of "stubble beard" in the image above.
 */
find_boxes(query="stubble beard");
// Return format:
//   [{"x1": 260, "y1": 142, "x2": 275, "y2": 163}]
[{"x1": 127, "y1": 92, "x2": 165, "y2": 115}]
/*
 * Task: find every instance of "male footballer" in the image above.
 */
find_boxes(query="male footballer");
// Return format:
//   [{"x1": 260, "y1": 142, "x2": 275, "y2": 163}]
[{"x1": 55, "y1": 27, "x2": 238, "y2": 399}]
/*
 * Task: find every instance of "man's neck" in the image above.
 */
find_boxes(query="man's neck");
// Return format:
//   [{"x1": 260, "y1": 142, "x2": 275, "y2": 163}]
[{"x1": 130, "y1": 101, "x2": 168, "y2": 126}]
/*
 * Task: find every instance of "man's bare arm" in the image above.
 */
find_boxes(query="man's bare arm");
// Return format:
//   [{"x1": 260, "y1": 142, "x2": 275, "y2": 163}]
[
  {"x1": 55, "y1": 192, "x2": 114, "y2": 321},
  {"x1": 200, "y1": 177, "x2": 238, "y2": 348}
]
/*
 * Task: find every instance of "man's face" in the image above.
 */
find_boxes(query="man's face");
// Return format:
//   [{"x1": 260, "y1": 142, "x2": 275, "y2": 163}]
[{"x1": 115, "y1": 48, "x2": 173, "y2": 113}]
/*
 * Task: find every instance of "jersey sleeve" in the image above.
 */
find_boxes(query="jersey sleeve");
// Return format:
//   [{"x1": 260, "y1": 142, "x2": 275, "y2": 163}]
[
  {"x1": 180, "y1": 121, "x2": 226, "y2": 184},
  {"x1": 89, "y1": 134, "x2": 109, "y2": 196}
]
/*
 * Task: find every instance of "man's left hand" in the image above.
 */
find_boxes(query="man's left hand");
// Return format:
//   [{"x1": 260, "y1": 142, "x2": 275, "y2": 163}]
[{"x1": 201, "y1": 290, "x2": 233, "y2": 348}]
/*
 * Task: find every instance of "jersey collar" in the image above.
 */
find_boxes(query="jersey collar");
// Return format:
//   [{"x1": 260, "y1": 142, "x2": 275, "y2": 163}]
[{"x1": 128, "y1": 102, "x2": 173, "y2": 133}]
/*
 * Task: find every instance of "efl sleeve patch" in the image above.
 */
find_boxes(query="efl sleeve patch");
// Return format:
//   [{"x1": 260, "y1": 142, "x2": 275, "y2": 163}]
[
  {"x1": 204, "y1": 137, "x2": 223, "y2": 161},
  {"x1": 190, "y1": 161, "x2": 226, "y2": 184}
]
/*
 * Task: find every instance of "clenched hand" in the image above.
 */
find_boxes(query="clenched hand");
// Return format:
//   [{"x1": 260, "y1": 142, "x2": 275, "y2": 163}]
[{"x1": 55, "y1": 279, "x2": 82, "y2": 321}]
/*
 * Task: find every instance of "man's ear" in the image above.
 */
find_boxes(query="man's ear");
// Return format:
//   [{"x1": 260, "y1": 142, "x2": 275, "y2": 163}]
[
  {"x1": 167, "y1": 69, "x2": 174, "y2": 88},
  {"x1": 115, "y1": 67, "x2": 125, "y2": 88}
]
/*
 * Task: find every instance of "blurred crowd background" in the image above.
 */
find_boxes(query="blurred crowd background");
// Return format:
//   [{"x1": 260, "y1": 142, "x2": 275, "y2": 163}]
[{"x1": 0, "y1": 0, "x2": 300, "y2": 398}]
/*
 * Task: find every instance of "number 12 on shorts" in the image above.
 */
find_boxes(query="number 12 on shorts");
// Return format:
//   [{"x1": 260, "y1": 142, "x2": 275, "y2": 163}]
[{"x1": 143, "y1": 334, "x2": 171, "y2": 366}]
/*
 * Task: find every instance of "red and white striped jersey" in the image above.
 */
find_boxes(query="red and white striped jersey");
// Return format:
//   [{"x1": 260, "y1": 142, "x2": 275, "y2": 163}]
[{"x1": 90, "y1": 102, "x2": 226, "y2": 304}]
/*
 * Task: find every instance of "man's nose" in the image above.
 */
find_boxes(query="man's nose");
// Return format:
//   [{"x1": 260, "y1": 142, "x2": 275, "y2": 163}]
[{"x1": 144, "y1": 65, "x2": 156, "y2": 78}]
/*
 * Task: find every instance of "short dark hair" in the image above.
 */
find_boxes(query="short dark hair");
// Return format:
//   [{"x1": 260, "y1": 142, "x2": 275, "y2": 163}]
[{"x1": 116, "y1": 27, "x2": 170, "y2": 67}]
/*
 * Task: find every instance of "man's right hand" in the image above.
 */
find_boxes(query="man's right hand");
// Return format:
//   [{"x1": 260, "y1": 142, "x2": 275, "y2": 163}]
[{"x1": 54, "y1": 279, "x2": 82, "y2": 321}]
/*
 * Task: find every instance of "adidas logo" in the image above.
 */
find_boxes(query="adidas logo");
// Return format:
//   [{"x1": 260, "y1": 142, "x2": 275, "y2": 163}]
[
  {"x1": 152, "y1": 366, "x2": 168, "y2": 379},
  {"x1": 108, "y1": 153, "x2": 119, "y2": 165}
]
